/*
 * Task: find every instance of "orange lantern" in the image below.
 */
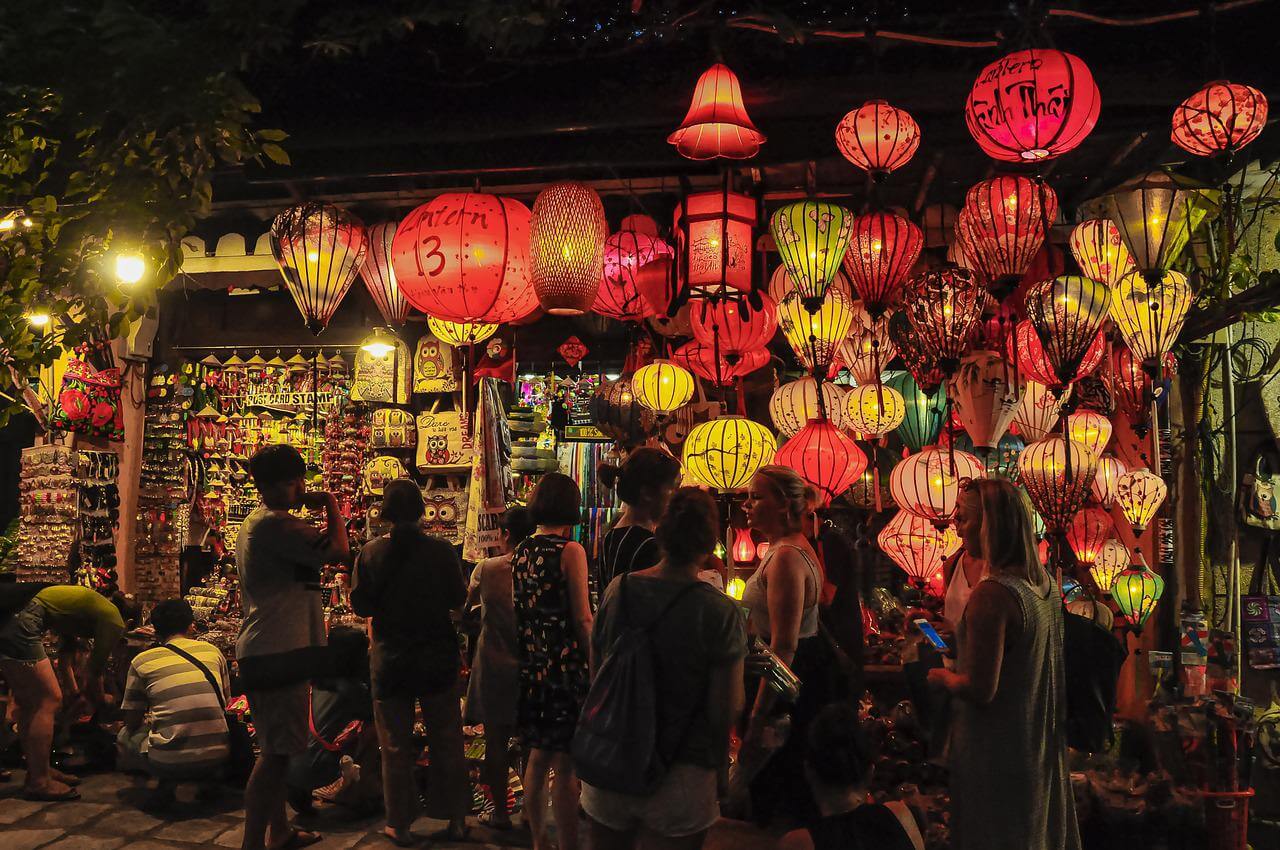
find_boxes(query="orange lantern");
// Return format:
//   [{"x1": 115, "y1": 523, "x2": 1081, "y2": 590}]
[
  {"x1": 668, "y1": 63, "x2": 766, "y2": 160},
  {"x1": 672, "y1": 340, "x2": 768, "y2": 386},
  {"x1": 877, "y1": 510, "x2": 962, "y2": 588},
  {"x1": 731, "y1": 528, "x2": 757, "y2": 565},
  {"x1": 775, "y1": 419, "x2": 868, "y2": 506},
  {"x1": 1009, "y1": 319, "x2": 1106, "y2": 389},
  {"x1": 530, "y1": 182, "x2": 608, "y2": 315},
  {"x1": 1066, "y1": 507, "x2": 1114, "y2": 566},
  {"x1": 674, "y1": 190, "x2": 757, "y2": 295},
  {"x1": 1065, "y1": 410, "x2": 1113, "y2": 457},
  {"x1": 948, "y1": 350, "x2": 1024, "y2": 450},
  {"x1": 1172, "y1": 81, "x2": 1268, "y2": 157},
  {"x1": 835, "y1": 100, "x2": 921, "y2": 177},
  {"x1": 360, "y1": 221, "x2": 410, "y2": 326},
  {"x1": 841, "y1": 211, "x2": 923, "y2": 319},
  {"x1": 1091, "y1": 453, "x2": 1127, "y2": 507},
  {"x1": 1018, "y1": 435, "x2": 1099, "y2": 531},
  {"x1": 890, "y1": 446, "x2": 985, "y2": 526}
]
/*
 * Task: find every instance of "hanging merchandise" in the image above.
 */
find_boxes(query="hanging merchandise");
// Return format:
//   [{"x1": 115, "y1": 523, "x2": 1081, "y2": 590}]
[
  {"x1": 841, "y1": 212, "x2": 923, "y2": 319},
  {"x1": 948, "y1": 350, "x2": 1024, "y2": 450},
  {"x1": 1109, "y1": 270, "x2": 1192, "y2": 370},
  {"x1": 590, "y1": 376, "x2": 656, "y2": 446},
  {"x1": 844, "y1": 383, "x2": 906, "y2": 438},
  {"x1": 778, "y1": 286, "x2": 855, "y2": 375},
  {"x1": 770, "y1": 201, "x2": 855, "y2": 310},
  {"x1": 596, "y1": 229, "x2": 672, "y2": 321},
  {"x1": 1013, "y1": 381, "x2": 1067, "y2": 442},
  {"x1": 427, "y1": 317, "x2": 498, "y2": 348},
  {"x1": 415, "y1": 408, "x2": 473, "y2": 473},
  {"x1": 413, "y1": 333, "x2": 462, "y2": 394},
  {"x1": 775, "y1": 419, "x2": 868, "y2": 505},
  {"x1": 834, "y1": 100, "x2": 920, "y2": 177},
  {"x1": 463, "y1": 378, "x2": 517, "y2": 560},
  {"x1": 769, "y1": 378, "x2": 849, "y2": 438},
  {"x1": 682, "y1": 416, "x2": 777, "y2": 491},
  {"x1": 964, "y1": 48, "x2": 1101, "y2": 162},
  {"x1": 1110, "y1": 554, "x2": 1165, "y2": 634},
  {"x1": 269, "y1": 201, "x2": 367, "y2": 334},
  {"x1": 1090, "y1": 538, "x2": 1131, "y2": 593},
  {"x1": 690, "y1": 294, "x2": 778, "y2": 360},
  {"x1": 877, "y1": 510, "x2": 962, "y2": 589},
  {"x1": 884, "y1": 371, "x2": 946, "y2": 453},
  {"x1": 899, "y1": 268, "x2": 987, "y2": 374},
  {"x1": 421, "y1": 480, "x2": 469, "y2": 546},
  {"x1": 1023, "y1": 275, "x2": 1112, "y2": 387},
  {"x1": 955, "y1": 176, "x2": 1058, "y2": 294},
  {"x1": 890, "y1": 446, "x2": 985, "y2": 526},
  {"x1": 1115, "y1": 468, "x2": 1167, "y2": 534},
  {"x1": 1009, "y1": 319, "x2": 1106, "y2": 389},
  {"x1": 632, "y1": 360, "x2": 695, "y2": 415},
  {"x1": 1069, "y1": 219, "x2": 1135, "y2": 287},
  {"x1": 370, "y1": 408, "x2": 416, "y2": 449},
  {"x1": 49, "y1": 348, "x2": 125, "y2": 441},
  {"x1": 676, "y1": 191, "x2": 757, "y2": 295},
  {"x1": 667, "y1": 62, "x2": 766, "y2": 160},
  {"x1": 1171, "y1": 80, "x2": 1268, "y2": 157},
  {"x1": 363, "y1": 455, "x2": 408, "y2": 497},
  {"x1": 16, "y1": 445, "x2": 79, "y2": 584},
  {"x1": 1017, "y1": 434, "x2": 1100, "y2": 531},
  {"x1": 1103, "y1": 171, "x2": 1211, "y2": 282},
  {"x1": 360, "y1": 221, "x2": 410, "y2": 326},
  {"x1": 1066, "y1": 507, "x2": 1115, "y2": 567},
  {"x1": 530, "y1": 181, "x2": 608, "y2": 315},
  {"x1": 351, "y1": 336, "x2": 411, "y2": 404},
  {"x1": 839, "y1": 302, "x2": 896, "y2": 385}
]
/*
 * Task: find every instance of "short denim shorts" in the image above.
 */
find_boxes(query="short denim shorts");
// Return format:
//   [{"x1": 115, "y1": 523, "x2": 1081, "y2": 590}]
[{"x1": 0, "y1": 599, "x2": 48, "y2": 665}]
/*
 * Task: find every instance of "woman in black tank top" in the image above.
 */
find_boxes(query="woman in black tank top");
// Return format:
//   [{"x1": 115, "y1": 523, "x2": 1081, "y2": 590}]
[{"x1": 596, "y1": 448, "x2": 681, "y2": 590}]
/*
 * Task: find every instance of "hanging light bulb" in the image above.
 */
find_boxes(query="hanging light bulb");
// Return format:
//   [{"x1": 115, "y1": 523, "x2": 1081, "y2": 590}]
[
  {"x1": 1091, "y1": 453, "x2": 1128, "y2": 506},
  {"x1": 426, "y1": 317, "x2": 498, "y2": 348},
  {"x1": 1017, "y1": 434, "x2": 1100, "y2": 531},
  {"x1": 1115, "y1": 468, "x2": 1167, "y2": 534},
  {"x1": 530, "y1": 182, "x2": 608, "y2": 315},
  {"x1": 1109, "y1": 269, "x2": 1192, "y2": 372},
  {"x1": 1023, "y1": 275, "x2": 1112, "y2": 387},
  {"x1": 360, "y1": 221, "x2": 410, "y2": 326},
  {"x1": 844, "y1": 383, "x2": 907, "y2": 438},
  {"x1": 1065, "y1": 410, "x2": 1113, "y2": 457},
  {"x1": 900, "y1": 268, "x2": 987, "y2": 375},
  {"x1": 360, "y1": 327, "x2": 398, "y2": 359},
  {"x1": 1103, "y1": 171, "x2": 1210, "y2": 283},
  {"x1": 955, "y1": 176, "x2": 1058, "y2": 294},
  {"x1": 632, "y1": 359, "x2": 696, "y2": 414},
  {"x1": 269, "y1": 201, "x2": 368, "y2": 334},
  {"x1": 778, "y1": 287, "x2": 856, "y2": 375},
  {"x1": 775, "y1": 419, "x2": 869, "y2": 506},
  {"x1": 884, "y1": 371, "x2": 947, "y2": 453},
  {"x1": 877, "y1": 510, "x2": 962, "y2": 588},
  {"x1": 769, "y1": 378, "x2": 849, "y2": 438},
  {"x1": 668, "y1": 63, "x2": 766, "y2": 160},
  {"x1": 1111, "y1": 552, "x2": 1165, "y2": 634},
  {"x1": 1069, "y1": 219, "x2": 1135, "y2": 287},
  {"x1": 770, "y1": 202, "x2": 855, "y2": 311},
  {"x1": 890, "y1": 446, "x2": 985, "y2": 526},
  {"x1": 114, "y1": 252, "x2": 148, "y2": 286},
  {"x1": 690, "y1": 294, "x2": 778, "y2": 362},
  {"x1": 1171, "y1": 81, "x2": 1268, "y2": 157},
  {"x1": 1090, "y1": 538, "x2": 1131, "y2": 593},
  {"x1": 839, "y1": 302, "x2": 896, "y2": 385},
  {"x1": 841, "y1": 212, "x2": 923, "y2": 319},
  {"x1": 1066, "y1": 507, "x2": 1115, "y2": 566},
  {"x1": 948, "y1": 350, "x2": 1024, "y2": 451},
  {"x1": 683, "y1": 416, "x2": 777, "y2": 490},
  {"x1": 835, "y1": 100, "x2": 921, "y2": 177}
]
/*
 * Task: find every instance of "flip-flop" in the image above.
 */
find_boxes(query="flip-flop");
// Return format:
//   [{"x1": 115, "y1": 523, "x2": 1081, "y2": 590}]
[
  {"x1": 23, "y1": 786, "x2": 81, "y2": 802},
  {"x1": 270, "y1": 829, "x2": 323, "y2": 850}
]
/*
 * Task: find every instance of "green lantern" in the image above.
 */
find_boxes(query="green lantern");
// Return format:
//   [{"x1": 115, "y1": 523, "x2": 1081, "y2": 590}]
[
  {"x1": 885, "y1": 370, "x2": 946, "y2": 453},
  {"x1": 1110, "y1": 553, "x2": 1165, "y2": 634},
  {"x1": 770, "y1": 201, "x2": 855, "y2": 312}
]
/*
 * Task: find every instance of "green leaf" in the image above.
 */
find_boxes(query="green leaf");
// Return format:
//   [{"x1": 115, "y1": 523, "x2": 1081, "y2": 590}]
[
  {"x1": 261, "y1": 143, "x2": 290, "y2": 165},
  {"x1": 256, "y1": 128, "x2": 288, "y2": 142}
]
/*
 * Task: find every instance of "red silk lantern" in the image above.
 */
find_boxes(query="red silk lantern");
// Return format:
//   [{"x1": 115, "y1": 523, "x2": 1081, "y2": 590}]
[
  {"x1": 1023, "y1": 276, "x2": 1112, "y2": 388},
  {"x1": 775, "y1": 419, "x2": 868, "y2": 506},
  {"x1": 948, "y1": 350, "x2": 1024, "y2": 450},
  {"x1": 530, "y1": 182, "x2": 608, "y2": 315},
  {"x1": 360, "y1": 221, "x2": 410, "y2": 326},
  {"x1": 842, "y1": 212, "x2": 923, "y2": 319},
  {"x1": 269, "y1": 202, "x2": 367, "y2": 334},
  {"x1": 690, "y1": 294, "x2": 778, "y2": 361},
  {"x1": 890, "y1": 446, "x2": 985, "y2": 526},
  {"x1": 672, "y1": 340, "x2": 768, "y2": 386},
  {"x1": 596, "y1": 231, "x2": 672, "y2": 321},
  {"x1": 675, "y1": 190, "x2": 756, "y2": 295},
  {"x1": 877, "y1": 510, "x2": 962, "y2": 587},
  {"x1": 668, "y1": 63, "x2": 766, "y2": 160},
  {"x1": 1009, "y1": 319, "x2": 1105, "y2": 388},
  {"x1": 1018, "y1": 435, "x2": 1100, "y2": 531},
  {"x1": 1066, "y1": 507, "x2": 1114, "y2": 566},
  {"x1": 900, "y1": 268, "x2": 987, "y2": 374},
  {"x1": 955, "y1": 176, "x2": 1058, "y2": 294},
  {"x1": 1172, "y1": 81, "x2": 1268, "y2": 157},
  {"x1": 731, "y1": 527, "x2": 757, "y2": 564},
  {"x1": 835, "y1": 100, "x2": 921, "y2": 177},
  {"x1": 964, "y1": 48, "x2": 1101, "y2": 162},
  {"x1": 393, "y1": 193, "x2": 537, "y2": 325}
]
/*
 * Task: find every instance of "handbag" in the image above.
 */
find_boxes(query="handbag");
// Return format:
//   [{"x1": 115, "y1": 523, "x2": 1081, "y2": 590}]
[
  {"x1": 415, "y1": 409, "x2": 472, "y2": 472},
  {"x1": 413, "y1": 333, "x2": 460, "y2": 394},
  {"x1": 371, "y1": 408, "x2": 416, "y2": 449},
  {"x1": 49, "y1": 346, "x2": 125, "y2": 441},
  {"x1": 351, "y1": 339, "x2": 410, "y2": 404},
  {"x1": 163, "y1": 643, "x2": 255, "y2": 781},
  {"x1": 1242, "y1": 453, "x2": 1280, "y2": 531},
  {"x1": 362, "y1": 456, "x2": 407, "y2": 497},
  {"x1": 421, "y1": 478, "x2": 468, "y2": 545}
]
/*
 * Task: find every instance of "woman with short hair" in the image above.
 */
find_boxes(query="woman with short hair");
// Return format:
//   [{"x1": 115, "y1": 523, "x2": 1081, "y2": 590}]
[{"x1": 596, "y1": 447, "x2": 682, "y2": 588}]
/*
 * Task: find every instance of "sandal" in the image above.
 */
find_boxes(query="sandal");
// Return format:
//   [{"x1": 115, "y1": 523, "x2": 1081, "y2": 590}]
[
  {"x1": 50, "y1": 769, "x2": 81, "y2": 787},
  {"x1": 381, "y1": 827, "x2": 417, "y2": 847},
  {"x1": 269, "y1": 829, "x2": 323, "y2": 850},
  {"x1": 23, "y1": 785, "x2": 81, "y2": 802}
]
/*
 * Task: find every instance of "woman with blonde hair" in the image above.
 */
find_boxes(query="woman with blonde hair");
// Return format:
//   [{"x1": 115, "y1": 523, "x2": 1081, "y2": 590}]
[{"x1": 928, "y1": 478, "x2": 1080, "y2": 850}]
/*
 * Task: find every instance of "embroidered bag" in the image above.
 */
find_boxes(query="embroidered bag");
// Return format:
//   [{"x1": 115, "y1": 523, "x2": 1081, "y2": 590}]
[
  {"x1": 49, "y1": 345, "x2": 125, "y2": 441},
  {"x1": 351, "y1": 338, "x2": 410, "y2": 405}
]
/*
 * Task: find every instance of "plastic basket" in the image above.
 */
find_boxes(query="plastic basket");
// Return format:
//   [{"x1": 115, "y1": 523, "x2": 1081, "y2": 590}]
[{"x1": 1203, "y1": 789, "x2": 1254, "y2": 850}]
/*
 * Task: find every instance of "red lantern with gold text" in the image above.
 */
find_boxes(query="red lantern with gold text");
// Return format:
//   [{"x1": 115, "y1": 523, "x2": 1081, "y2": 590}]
[
  {"x1": 955, "y1": 176, "x2": 1058, "y2": 295},
  {"x1": 668, "y1": 63, "x2": 766, "y2": 161},
  {"x1": 1172, "y1": 81, "x2": 1268, "y2": 157},
  {"x1": 900, "y1": 268, "x2": 987, "y2": 374},
  {"x1": 964, "y1": 48, "x2": 1101, "y2": 163},
  {"x1": 1009, "y1": 318, "x2": 1105, "y2": 388},
  {"x1": 835, "y1": 100, "x2": 920, "y2": 177},
  {"x1": 674, "y1": 191, "x2": 756, "y2": 295},
  {"x1": 842, "y1": 212, "x2": 923, "y2": 319},
  {"x1": 1024, "y1": 276, "x2": 1112, "y2": 388},
  {"x1": 890, "y1": 446, "x2": 985, "y2": 526},
  {"x1": 596, "y1": 230, "x2": 671, "y2": 321},
  {"x1": 1018, "y1": 435, "x2": 1100, "y2": 531},
  {"x1": 1066, "y1": 506, "x2": 1114, "y2": 566},
  {"x1": 393, "y1": 193, "x2": 537, "y2": 325},
  {"x1": 530, "y1": 182, "x2": 608, "y2": 315},
  {"x1": 690, "y1": 294, "x2": 778, "y2": 362},
  {"x1": 877, "y1": 510, "x2": 962, "y2": 589},
  {"x1": 775, "y1": 419, "x2": 868, "y2": 506}
]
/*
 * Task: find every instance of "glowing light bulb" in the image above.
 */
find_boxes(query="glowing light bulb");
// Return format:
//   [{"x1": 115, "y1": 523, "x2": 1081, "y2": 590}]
[
  {"x1": 305, "y1": 250, "x2": 320, "y2": 263},
  {"x1": 26, "y1": 310, "x2": 51, "y2": 328},
  {"x1": 115, "y1": 253, "x2": 147, "y2": 285},
  {"x1": 0, "y1": 219, "x2": 14, "y2": 232}
]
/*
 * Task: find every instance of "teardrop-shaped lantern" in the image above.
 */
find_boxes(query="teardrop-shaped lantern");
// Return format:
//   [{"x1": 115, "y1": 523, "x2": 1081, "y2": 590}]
[
  {"x1": 731, "y1": 527, "x2": 757, "y2": 564},
  {"x1": 1017, "y1": 435, "x2": 1100, "y2": 531},
  {"x1": 633, "y1": 359, "x2": 696, "y2": 414},
  {"x1": 596, "y1": 230, "x2": 671, "y2": 321},
  {"x1": 770, "y1": 202, "x2": 855, "y2": 310},
  {"x1": 901, "y1": 268, "x2": 987, "y2": 375},
  {"x1": 778, "y1": 288, "x2": 855, "y2": 375},
  {"x1": 839, "y1": 303, "x2": 896, "y2": 385},
  {"x1": 885, "y1": 371, "x2": 947, "y2": 453},
  {"x1": 360, "y1": 221, "x2": 410, "y2": 326},
  {"x1": 668, "y1": 63, "x2": 766, "y2": 161},
  {"x1": 1172, "y1": 81, "x2": 1268, "y2": 157},
  {"x1": 1115, "y1": 468, "x2": 1167, "y2": 534},
  {"x1": 844, "y1": 383, "x2": 907, "y2": 438},
  {"x1": 1069, "y1": 219, "x2": 1135, "y2": 287},
  {"x1": 269, "y1": 202, "x2": 368, "y2": 334},
  {"x1": 1066, "y1": 506, "x2": 1114, "y2": 566},
  {"x1": 672, "y1": 341, "x2": 769, "y2": 387},
  {"x1": 1109, "y1": 270, "x2": 1192, "y2": 371},
  {"x1": 769, "y1": 264, "x2": 853, "y2": 306},
  {"x1": 841, "y1": 212, "x2": 923, "y2": 318},
  {"x1": 1065, "y1": 410, "x2": 1113, "y2": 456},
  {"x1": 1009, "y1": 319, "x2": 1106, "y2": 389},
  {"x1": 835, "y1": 100, "x2": 921, "y2": 177},
  {"x1": 964, "y1": 48, "x2": 1101, "y2": 162},
  {"x1": 877, "y1": 510, "x2": 962, "y2": 587},
  {"x1": 955, "y1": 176, "x2": 1058, "y2": 294},
  {"x1": 1111, "y1": 554, "x2": 1165, "y2": 634},
  {"x1": 775, "y1": 419, "x2": 869, "y2": 506},
  {"x1": 1023, "y1": 275, "x2": 1112, "y2": 387},
  {"x1": 1092, "y1": 453, "x2": 1127, "y2": 507},
  {"x1": 682, "y1": 416, "x2": 777, "y2": 491},
  {"x1": 426, "y1": 317, "x2": 498, "y2": 347},
  {"x1": 1013, "y1": 381, "x2": 1067, "y2": 442},
  {"x1": 1090, "y1": 538, "x2": 1131, "y2": 593},
  {"x1": 690, "y1": 294, "x2": 778, "y2": 361},
  {"x1": 769, "y1": 378, "x2": 849, "y2": 438},
  {"x1": 888, "y1": 313, "x2": 946, "y2": 392},
  {"x1": 530, "y1": 181, "x2": 608, "y2": 315},
  {"x1": 890, "y1": 446, "x2": 986, "y2": 526},
  {"x1": 948, "y1": 350, "x2": 1024, "y2": 450},
  {"x1": 1103, "y1": 171, "x2": 1209, "y2": 281}
]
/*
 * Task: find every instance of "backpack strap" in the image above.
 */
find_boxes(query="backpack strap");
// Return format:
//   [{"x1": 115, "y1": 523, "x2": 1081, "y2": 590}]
[{"x1": 619, "y1": 572, "x2": 708, "y2": 632}]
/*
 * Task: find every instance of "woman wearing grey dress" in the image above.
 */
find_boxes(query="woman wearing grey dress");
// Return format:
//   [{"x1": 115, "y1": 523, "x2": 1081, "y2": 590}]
[{"x1": 929, "y1": 478, "x2": 1081, "y2": 850}]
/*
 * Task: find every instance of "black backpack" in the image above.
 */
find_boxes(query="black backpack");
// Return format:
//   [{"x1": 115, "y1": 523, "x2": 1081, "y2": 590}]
[
  {"x1": 1062, "y1": 606, "x2": 1127, "y2": 753},
  {"x1": 572, "y1": 575, "x2": 707, "y2": 795}
]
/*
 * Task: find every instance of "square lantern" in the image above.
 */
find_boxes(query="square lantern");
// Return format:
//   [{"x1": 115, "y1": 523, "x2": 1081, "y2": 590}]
[{"x1": 674, "y1": 190, "x2": 757, "y2": 295}]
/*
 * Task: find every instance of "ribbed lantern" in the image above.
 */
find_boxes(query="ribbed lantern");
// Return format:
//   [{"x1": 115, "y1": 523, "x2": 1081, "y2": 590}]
[
  {"x1": 776, "y1": 420, "x2": 868, "y2": 506},
  {"x1": 426, "y1": 317, "x2": 498, "y2": 347},
  {"x1": 1172, "y1": 81, "x2": 1268, "y2": 157},
  {"x1": 360, "y1": 221, "x2": 410, "y2": 326},
  {"x1": 591, "y1": 376, "x2": 657, "y2": 446},
  {"x1": 1023, "y1": 275, "x2": 1112, "y2": 387},
  {"x1": 672, "y1": 341, "x2": 768, "y2": 386},
  {"x1": 840, "y1": 303, "x2": 896, "y2": 385},
  {"x1": 841, "y1": 212, "x2": 923, "y2": 319},
  {"x1": 888, "y1": 313, "x2": 946, "y2": 393},
  {"x1": 885, "y1": 371, "x2": 947, "y2": 453},
  {"x1": 675, "y1": 191, "x2": 757, "y2": 295},
  {"x1": 1009, "y1": 319, "x2": 1106, "y2": 389},
  {"x1": 530, "y1": 182, "x2": 608, "y2": 315},
  {"x1": 877, "y1": 510, "x2": 962, "y2": 588},
  {"x1": 954, "y1": 432, "x2": 1024, "y2": 481},
  {"x1": 1111, "y1": 555, "x2": 1165, "y2": 634},
  {"x1": 1066, "y1": 507, "x2": 1114, "y2": 566},
  {"x1": 1065, "y1": 410, "x2": 1113, "y2": 456},
  {"x1": 731, "y1": 527, "x2": 757, "y2": 564},
  {"x1": 393, "y1": 192, "x2": 537, "y2": 324},
  {"x1": 844, "y1": 383, "x2": 907, "y2": 438},
  {"x1": 1115, "y1": 468, "x2": 1167, "y2": 534},
  {"x1": 633, "y1": 360, "x2": 696, "y2": 414},
  {"x1": 668, "y1": 63, "x2": 766, "y2": 160},
  {"x1": 682, "y1": 416, "x2": 777, "y2": 491},
  {"x1": 596, "y1": 230, "x2": 671, "y2": 321},
  {"x1": 1018, "y1": 435, "x2": 1100, "y2": 531},
  {"x1": 771, "y1": 202, "x2": 855, "y2": 311},
  {"x1": 955, "y1": 176, "x2": 1058, "y2": 293},
  {"x1": 269, "y1": 202, "x2": 368, "y2": 334},
  {"x1": 1103, "y1": 172, "x2": 1208, "y2": 282},
  {"x1": 769, "y1": 265, "x2": 852, "y2": 306},
  {"x1": 769, "y1": 378, "x2": 849, "y2": 438},
  {"x1": 948, "y1": 350, "x2": 1024, "y2": 450},
  {"x1": 1069, "y1": 219, "x2": 1135, "y2": 287},
  {"x1": 890, "y1": 446, "x2": 985, "y2": 526},
  {"x1": 835, "y1": 100, "x2": 921, "y2": 177},
  {"x1": 778, "y1": 287, "x2": 855, "y2": 375},
  {"x1": 1109, "y1": 270, "x2": 1192, "y2": 370},
  {"x1": 690, "y1": 294, "x2": 778, "y2": 361},
  {"x1": 1110, "y1": 345, "x2": 1176, "y2": 427},
  {"x1": 1013, "y1": 381, "x2": 1066, "y2": 442},
  {"x1": 1090, "y1": 538, "x2": 1131, "y2": 593},
  {"x1": 1092, "y1": 453, "x2": 1127, "y2": 507},
  {"x1": 901, "y1": 268, "x2": 987, "y2": 374},
  {"x1": 964, "y1": 48, "x2": 1101, "y2": 162}
]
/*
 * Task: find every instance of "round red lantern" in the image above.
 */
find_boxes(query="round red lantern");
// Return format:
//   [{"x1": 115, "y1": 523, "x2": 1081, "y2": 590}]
[
  {"x1": 1110, "y1": 344, "x2": 1176, "y2": 426},
  {"x1": 1172, "y1": 81, "x2": 1268, "y2": 157},
  {"x1": 596, "y1": 230, "x2": 672, "y2": 321},
  {"x1": 690, "y1": 293, "x2": 778, "y2": 361},
  {"x1": 1066, "y1": 506, "x2": 1114, "y2": 566},
  {"x1": 668, "y1": 63, "x2": 766, "y2": 161},
  {"x1": 841, "y1": 212, "x2": 923, "y2": 319},
  {"x1": 890, "y1": 446, "x2": 985, "y2": 526},
  {"x1": 964, "y1": 48, "x2": 1101, "y2": 163},
  {"x1": 835, "y1": 100, "x2": 921, "y2": 177},
  {"x1": 392, "y1": 193, "x2": 537, "y2": 325},
  {"x1": 775, "y1": 419, "x2": 868, "y2": 506},
  {"x1": 530, "y1": 182, "x2": 608, "y2": 315},
  {"x1": 1009, "y1": 319, "x2": 1106, "y2": 388},
  {"x1": 955, "y1": 176, "x2": 1058, "y2": 294}
]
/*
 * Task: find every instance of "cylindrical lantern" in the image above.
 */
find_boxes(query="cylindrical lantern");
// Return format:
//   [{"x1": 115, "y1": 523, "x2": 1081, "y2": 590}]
[
  {"x1": 690, "y1": 294, "x2": 778, "y2": 360},
  {"x1": 1171, "y1": 81, "x2": 1268, "y2": 157},
  {"x1": 731, "y1": 527, "x2": 757, "y2": 564},
  {"x1": 1090, "y1": 538, "x2": 1131, "y2": 593},
  {"x1": 667, "y1": 63, "x2": 766, "y2": 161},
  {"x1": 769, "y1": 378, "x2": 848, "y2": 438},
  {"x1": 890, "y1": 446, "x2": 985, "y2": 526},
  {"x1": 1065, "y1": 410, "x2": 1113, "y2": 457},
  {"x1": 1009, "y1": 319, "x2": 1106, "y2": 389},
  {"x1": 426, "y1": 317, "x2": 498, "y2": 347},
  {"x1": 1092, "y1": 453, "x2": 1127, "y2": 507},
  {"x1": 964, "y1": 48, "x2": 1101, "y2": 162},
  {"x1": 885, "y1": 371, "x2": 947, "y2": 452},
  {"x1": 682, "y1": 416, "x2": 777, "y2": 491},
  {"x1": 1103, "y1": 171, "x2": 1208, "y2": 281},
  {"x1": 675, "y1": 191, "x2": 757, "y2": 294},
  {"x1": 1115, "y1": 468, "x2": 1167, "y2": 534},
  {"x1": 841, "y1": 212, "x2": 923, "y2": 318},
  {"x1": 1013, "y1": 381, "x2": 1066, "y2": 442},
  {"x1": 770, "y1": 202, "x2": 855, "y2": 310},
  {"x1": 596, "y1": 230, "x2": 671, "y2": 321},
  {"x1": 632, "y1": 359, "x2": 696, "y2": 414},
  {"x1": 1069, "y1": 219, "x2": 1134, "y2": 287},
  {"x1": 393, "y1": 192, "x2": 537, "y2": 324},
  {"x1": 778, "y1": 287, "x2": 855, "y2": 375},
  {"x1": 844, "y1": 383, "x2": 907, "y2": 438},
  {"x1": 901, "y1": 268, "x2": 987, "y2": 374},
  {"x1": 835, "y1": 100, "x2": 921, "y2": 176},
  {"x1": 590, "y1": 376, "x2": 656, "y2": 446},
  {"x1": 877, "y1": 510, "x2": 962, "y2": 587},
  {"x1": 1017, "y1": 435, "x2": 1099, "y2": 531},
  {"x1": 948, "y1": 350, "x2": 1024, "y2": 450},
  {"x1": 360, "y1": 221, "x2": 410, "y2": 326},
  {"x1": 775, "y1": 419, "x2": 869, "y2": 506},
  {"x1": 1066, "y1": 507, "x2": 1114, "y2": 566},
  {"x1": 955, "y1": 176, "x2": 1058, "y2": 293},
  {"x1": 1023, "y1": 275, "x2": 1112, "y2": 386},
  {"x1": 769, "y1": 264, "x2": 852, "y2": 306},
  {"x1": 840, "y1": 302, "x2": 897, "y2": 385},
  {"x1": 1109, "y1": 270, "x2": 1192, "y2": 370},
  {"x1": 1111, "y1": 556, "x2": 1165, "y2": 633},
  {"x1": 530, "y1": 182, "x2": 608, "y2": 315},
  {"x1": 269, "y1": 202, "x2": 368, "y2": 334}
]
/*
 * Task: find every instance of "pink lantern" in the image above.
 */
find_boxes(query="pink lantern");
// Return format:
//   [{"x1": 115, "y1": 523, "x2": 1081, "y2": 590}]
[
  {"x1": 595, "y1": 230, "x2": 672, "y2": 321},
  {"x1": 835, "y1": 100, "x2": 921, "y2": 177},
  {"x1": 955, "y1": 176, "x2": 1059, "y2": 294},
  {"x1": 1172, "y1": 81, "x2": 1268, "y2": 157},
  {"x1": 1008, "y1": 319, "x2": 1106, "y2": 388},
  {"x1": 775, "y1": 420, "x2": 868, "y2": 506},
  {"x1": 841, "y1": 211, "x2": 923, "y2": 318},
  {"x1": 890, "y1": 446, "x2": 986, "y2": 526},
  {"x1": 877, "y1": 510, "x2": 962, "y2": 587}
]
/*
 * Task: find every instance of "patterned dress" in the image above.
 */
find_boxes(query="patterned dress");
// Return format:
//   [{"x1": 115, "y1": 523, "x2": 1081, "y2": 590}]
[{"x1": 510, "y1": 533, "x2": 590, "y2": 752}]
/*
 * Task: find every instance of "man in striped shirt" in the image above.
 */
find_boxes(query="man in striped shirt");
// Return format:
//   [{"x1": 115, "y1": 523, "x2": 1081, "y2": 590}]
[{"x1": 121, "y1": 599, "x2": 230, "y2": 806}]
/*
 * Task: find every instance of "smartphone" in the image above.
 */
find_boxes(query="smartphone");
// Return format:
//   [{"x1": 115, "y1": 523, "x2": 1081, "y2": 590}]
[{"x1": 913, "y1": 618, "x2": 950, "y2": 653}]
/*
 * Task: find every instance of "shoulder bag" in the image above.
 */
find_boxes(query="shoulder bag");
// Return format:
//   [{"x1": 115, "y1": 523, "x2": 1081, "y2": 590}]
[{"x1": 164, "y1": 643, "x2": 255, "y2": 781}]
